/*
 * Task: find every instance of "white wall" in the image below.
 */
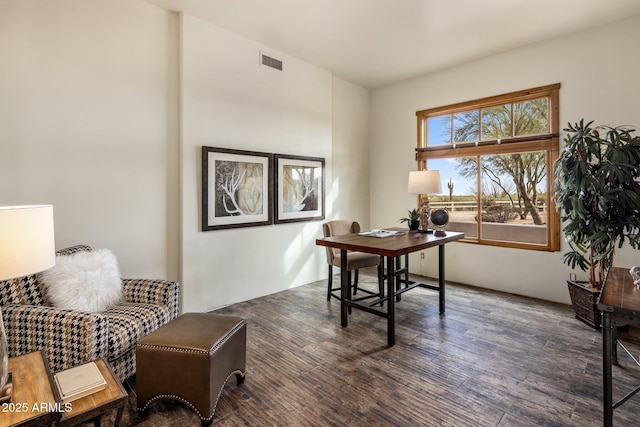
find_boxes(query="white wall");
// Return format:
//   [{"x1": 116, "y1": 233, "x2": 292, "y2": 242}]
[
  {"x1": 0, "y1": 0, "x2": 180, "y2": 280},
  {"x1": 11, "y1": 0, "x2": 634, "y2": 309},
  {"x1": 0, "y1": 1, "x2": 372, "y2": 314},
  {"x1": 370, "y1": 15, "x2": 640, "y2": 304},
  {"x1": 180, "y1": 14, "x2": 334, "y2": 312},
  {"x1": 330, "y1": 78, "x2": 371, "y2": 225}
]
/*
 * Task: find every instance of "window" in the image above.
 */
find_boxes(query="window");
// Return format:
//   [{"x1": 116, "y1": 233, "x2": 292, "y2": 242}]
[{"x1": 416, "y1": 84, "x2": 560, "y2": 251}]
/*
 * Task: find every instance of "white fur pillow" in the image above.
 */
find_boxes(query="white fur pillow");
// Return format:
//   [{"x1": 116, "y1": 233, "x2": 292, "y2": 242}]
[{"x1": 42, "y1": 248, "x2": 123, "y2": 312}]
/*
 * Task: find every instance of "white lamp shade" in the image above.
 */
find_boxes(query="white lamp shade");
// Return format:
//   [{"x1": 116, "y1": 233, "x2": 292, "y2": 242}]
[
  {"x1": 0, "y1": 205, "x2": 56, "y2": 281},
  {"x1": 407, "y1": 170, "x2": 442, "y2": 195}
]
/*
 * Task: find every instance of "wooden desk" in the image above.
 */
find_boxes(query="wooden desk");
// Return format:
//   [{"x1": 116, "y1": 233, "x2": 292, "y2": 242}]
[
  {"x1": 58, "y1": 359, "x2": 128, "y2": 427},
  {"x1": 2, "y1": 351, "x2": 62, "y2": 427},
  {"x1": 316, "y1": 229, "x2": 464, "y2": 346},
  {"x1": 597, "y1": 266, "x2": 640, "y2": 427}
]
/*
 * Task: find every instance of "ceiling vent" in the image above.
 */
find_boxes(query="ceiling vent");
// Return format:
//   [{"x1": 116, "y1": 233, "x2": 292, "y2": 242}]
[{"x1": 260, "y1": 52, "x2": 283, "y2": 71}]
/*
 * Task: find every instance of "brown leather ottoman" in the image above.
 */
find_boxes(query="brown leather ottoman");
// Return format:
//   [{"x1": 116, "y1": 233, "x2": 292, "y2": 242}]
[{"x1": 136, "y1": 312, "x2": 246, "y2": 426}]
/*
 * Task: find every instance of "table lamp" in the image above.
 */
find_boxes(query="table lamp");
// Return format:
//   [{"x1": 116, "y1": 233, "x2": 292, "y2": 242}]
[
  {"x1": 407, "y1": 170, "x2": 442, "y2": 232},
  {"x1": 0, "y1": 205, "x2": 56, "y2": 402}
]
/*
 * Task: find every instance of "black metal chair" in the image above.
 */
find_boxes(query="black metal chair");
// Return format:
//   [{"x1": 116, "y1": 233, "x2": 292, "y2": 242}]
[{"x1": 322, "y1": 220, "x2": 384, "y2": 302}]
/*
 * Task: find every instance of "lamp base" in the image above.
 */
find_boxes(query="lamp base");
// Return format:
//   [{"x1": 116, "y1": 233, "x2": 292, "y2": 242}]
[{"x1": 0, "y1": 372, "x2": 12, "y2": 403}]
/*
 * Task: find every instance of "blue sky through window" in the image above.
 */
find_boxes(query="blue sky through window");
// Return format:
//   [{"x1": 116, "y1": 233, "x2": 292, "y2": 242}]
[{"x1": 426, "y1": 116, "x2": 474, "y2": 196}]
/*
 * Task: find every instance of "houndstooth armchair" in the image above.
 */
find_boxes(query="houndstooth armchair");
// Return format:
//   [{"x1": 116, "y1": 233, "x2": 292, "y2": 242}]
[{"x1": 0, "y1": 245, "x2": 180, "y2": 381}]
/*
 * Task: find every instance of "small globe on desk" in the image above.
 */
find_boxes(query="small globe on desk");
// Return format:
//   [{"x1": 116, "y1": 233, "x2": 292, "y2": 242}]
[{"x1": 430, "y1": 208, "x2": 449, "y2": 237}]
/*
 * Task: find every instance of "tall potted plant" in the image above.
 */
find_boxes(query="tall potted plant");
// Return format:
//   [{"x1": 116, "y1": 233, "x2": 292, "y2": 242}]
[{"x1": 554, "y1": 119, "x2": 640, "y2": 328}]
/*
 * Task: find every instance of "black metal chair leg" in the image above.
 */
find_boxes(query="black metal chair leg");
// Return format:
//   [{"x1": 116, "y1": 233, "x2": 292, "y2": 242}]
[
  {"x1": 404, "y1": 254, "x2": 409, "y2": 289},
  {"x1": 347, "y1": 270, "x2": 352, "y2": 314},
  {"x1": 354, "y1": 269, "x2": 359, "y2": 294},
  {"x1": 329, "y1": 262, "x2": 383, "y2": 305},
  {"x1": 378, "y1": 260, "x2": 384, "y2": 306},
  {"x1": 327, "y1": 265, "x2": 333, "y2": 301}
]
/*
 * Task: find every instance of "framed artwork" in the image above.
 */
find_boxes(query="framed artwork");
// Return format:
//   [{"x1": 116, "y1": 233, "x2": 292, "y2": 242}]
[
  {"x1": 274, "y1": 154, "x2": 325, "y2": 224},
  {"x1": 202, "y1": 146, "x2": 273, "y2": 231}
]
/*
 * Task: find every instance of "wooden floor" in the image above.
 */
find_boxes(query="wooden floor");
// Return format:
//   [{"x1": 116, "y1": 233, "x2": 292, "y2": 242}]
[{"x1": 105, "y1": 268, "x2": 640, "y2": 426}]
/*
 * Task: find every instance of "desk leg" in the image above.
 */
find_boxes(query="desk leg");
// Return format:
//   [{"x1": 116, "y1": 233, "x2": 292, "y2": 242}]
[
  {"x1": 438, "y1": 244, "x2": 445, "y2": 314},
  {"x1": 395, "y1": 257, "x2": 402, "y2": 302},
  {"x1": 386, "y1": 255, "x2": 395, "y2": 346},
  {"x1": 340, "y1": 249, "x2": 348, "y2": 327},
  {"x1": 603, "y1": 311, "x2": 613, "y2": 427}
]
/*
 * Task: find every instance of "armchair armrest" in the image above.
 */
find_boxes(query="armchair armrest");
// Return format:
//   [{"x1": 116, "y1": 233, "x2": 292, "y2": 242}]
[
  {"x1": 2, "y1": 304, "x2": 109, "y2": 373},
  {"x1": 122, "y1": 279, "x2": 180, "y2": 320}
]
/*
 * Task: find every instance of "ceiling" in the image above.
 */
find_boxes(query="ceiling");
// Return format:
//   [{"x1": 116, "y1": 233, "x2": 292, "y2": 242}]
[{"x1": 145, "y1": 0, "x2": 640, "y2": 89}]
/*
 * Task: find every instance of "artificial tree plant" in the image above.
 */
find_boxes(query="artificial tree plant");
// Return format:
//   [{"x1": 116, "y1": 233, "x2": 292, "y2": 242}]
[{"x1": 554, "y1": 119, "x2": 640, "y2": 289}]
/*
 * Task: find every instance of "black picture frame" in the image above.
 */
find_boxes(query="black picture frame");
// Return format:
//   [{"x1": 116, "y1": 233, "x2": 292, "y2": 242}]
[
  {"x1": 202, "y1": 146, "x2": 273, "y2": 231},
  {"x1": 274, "y1": 154, "x2": 325, "y2": 224}
]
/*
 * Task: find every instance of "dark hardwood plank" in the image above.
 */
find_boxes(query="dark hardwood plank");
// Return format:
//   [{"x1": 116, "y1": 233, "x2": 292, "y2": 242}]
[{"x1": 96, "y1": 268, "x2": 640, "y2": 426}]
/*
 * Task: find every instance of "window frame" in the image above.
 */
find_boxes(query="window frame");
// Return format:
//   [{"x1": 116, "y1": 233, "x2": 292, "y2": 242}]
[{"x1": 415, "y1": 83, "x2": 560, "y2": 252}]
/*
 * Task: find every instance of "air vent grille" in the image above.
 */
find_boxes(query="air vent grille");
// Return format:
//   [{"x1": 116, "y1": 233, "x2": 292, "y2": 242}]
[{"x1": 261, "y1": 53, "x2": 283, "y2": 71}]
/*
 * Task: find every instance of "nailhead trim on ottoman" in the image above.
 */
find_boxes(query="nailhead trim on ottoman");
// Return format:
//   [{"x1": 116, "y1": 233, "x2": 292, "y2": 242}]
[{"x1": 136, "y1": 312, "x2": 247, "y2": 426}]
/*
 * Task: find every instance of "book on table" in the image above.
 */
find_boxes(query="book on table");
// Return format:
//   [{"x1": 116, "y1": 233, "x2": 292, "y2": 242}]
[
  {"x1": 358, "y1": 229, "x2": 405, "y2": 238},
  {"x1": 54, "y1": 361, "x2": 107, "y2": 403}
]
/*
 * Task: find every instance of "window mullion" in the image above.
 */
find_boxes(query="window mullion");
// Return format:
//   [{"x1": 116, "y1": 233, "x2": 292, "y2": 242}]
[
  {"x1": 449, "y1": 115, "x2": 454, "y2": 144},
  {"x1": 417, "y1": 138, "x2": 556, "y2": 161},
  {"x1": 479, "y1": 109, "x2": 483, "y2": 143},
  {"x1": 510, "y1": 104, "x2": 515, "y2": 137}
]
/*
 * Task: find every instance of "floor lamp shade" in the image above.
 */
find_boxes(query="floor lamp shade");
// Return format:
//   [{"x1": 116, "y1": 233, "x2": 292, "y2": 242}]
[
  {"x1": 0, "y1": 205, "x2": 55, "y2": 400},
  {"x1": 0, "y1": 205, "x2": 56, "y2": 281}
]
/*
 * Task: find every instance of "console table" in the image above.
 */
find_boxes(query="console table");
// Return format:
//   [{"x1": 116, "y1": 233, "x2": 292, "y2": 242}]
[
  {"x1": 316, "y1": 228, "x2": 463, "y2": 346},
  {"x1": 597, "y1": 266, "x2": 640, "y2": 427}
]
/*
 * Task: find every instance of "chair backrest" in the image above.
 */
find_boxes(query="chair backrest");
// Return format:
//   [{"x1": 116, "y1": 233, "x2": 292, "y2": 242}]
[
  {"x1": 0, "y1": 274, "x2": 45, "y2": 307},
  {"x1": 0, "y1": 245, "x2": 92, "y2": 307},
  {"x1": 322, "y1": 220, "x2": 361, "y2": 264}
]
